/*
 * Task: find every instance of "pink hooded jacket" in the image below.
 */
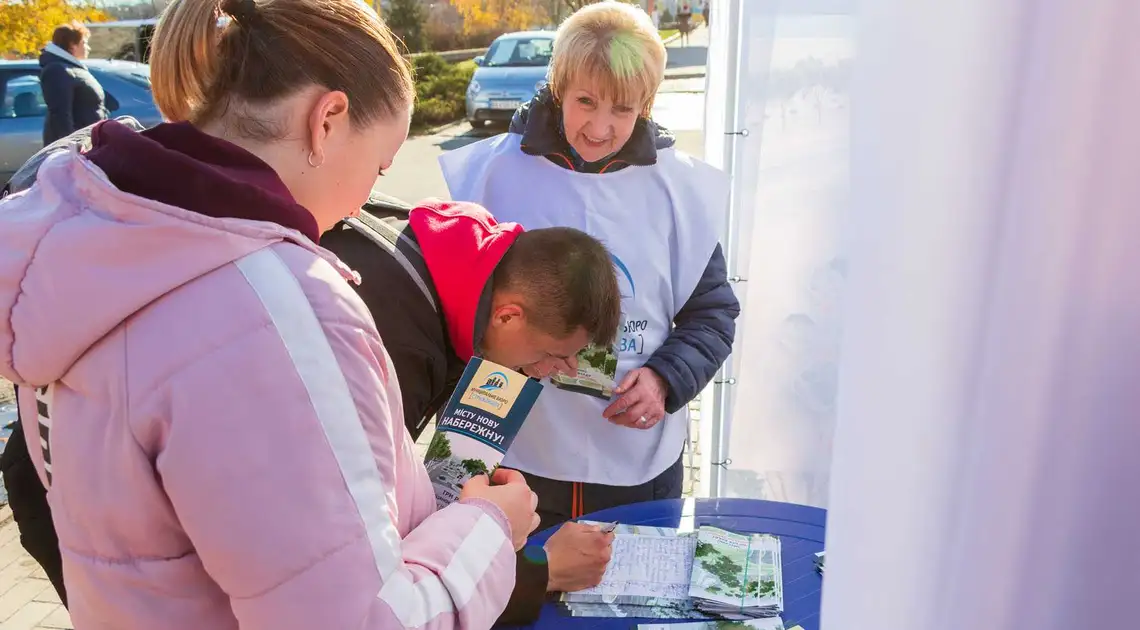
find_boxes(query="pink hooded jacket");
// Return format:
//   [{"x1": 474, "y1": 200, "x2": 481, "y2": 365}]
[{"x1": 0, "y1": 125, "x2": 516, "y2": 629}]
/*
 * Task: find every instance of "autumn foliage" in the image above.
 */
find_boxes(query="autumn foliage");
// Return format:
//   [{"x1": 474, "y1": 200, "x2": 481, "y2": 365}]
[
  {"x1": 0, "y1": 0, "x2": 110, "y2": 58},
  {"x1": 450, "y1": 0, "x2": 548, "y2": 36}
]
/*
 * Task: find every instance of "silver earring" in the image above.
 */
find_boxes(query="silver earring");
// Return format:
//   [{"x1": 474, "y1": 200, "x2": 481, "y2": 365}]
[{"x1": 307, "y1": 151, "x2": 323, "y2": 169}]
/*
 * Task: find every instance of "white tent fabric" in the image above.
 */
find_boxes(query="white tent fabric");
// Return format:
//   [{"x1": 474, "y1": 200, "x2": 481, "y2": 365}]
[
  {"x1": 823, "y1": 0, "x2": 1140, "y2": 627},
  {"x1": 702, "y1": 0, "x2": 857, "y2": 506}
]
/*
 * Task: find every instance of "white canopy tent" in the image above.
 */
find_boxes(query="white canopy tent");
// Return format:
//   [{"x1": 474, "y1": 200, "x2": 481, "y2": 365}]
[
  {"x1": 704, "y1": 0, "x2": 1140, "y2": 627},
  {"x1": 701, "y1": 0, "x2": 856, "y2": 506}
]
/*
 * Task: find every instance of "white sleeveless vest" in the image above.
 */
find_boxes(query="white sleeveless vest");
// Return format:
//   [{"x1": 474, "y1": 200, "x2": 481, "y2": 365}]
[{"x1": 440, "y1": 134, "x2": 729, "y2": 485}]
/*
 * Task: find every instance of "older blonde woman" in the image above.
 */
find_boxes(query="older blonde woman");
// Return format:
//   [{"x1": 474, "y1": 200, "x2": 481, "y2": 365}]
[{"x1": 441, "y1": 1, "x2": 738, "y2": 529}]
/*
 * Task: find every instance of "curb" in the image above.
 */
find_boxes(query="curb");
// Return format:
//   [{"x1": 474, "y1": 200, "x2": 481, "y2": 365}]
[
  {"x1": 409, "y1": 119, "x2": 468, "y2": 138},
  {"x1": 662, "y1": 32, "x2": 682, "y2": 45},
  {"x1": 664, "y1": 69, "x2": 707, "y2": 81}
]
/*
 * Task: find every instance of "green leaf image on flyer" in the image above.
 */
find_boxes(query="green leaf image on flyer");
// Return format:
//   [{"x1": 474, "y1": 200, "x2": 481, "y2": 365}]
[
  {"x1": 551, "y1": 342, "x2": 619, "y2": 400},
  {"x1": 688, "y1": 527, "x2": 784, "y2": 618},
  {"x1": 425, "y1": 432, "x2": 452, "y2": 460}
]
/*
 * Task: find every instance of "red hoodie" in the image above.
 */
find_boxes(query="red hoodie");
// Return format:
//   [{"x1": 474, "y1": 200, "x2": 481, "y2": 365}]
[{"x1": 407, "y1": 200, "x2": 522, "y2": 362}]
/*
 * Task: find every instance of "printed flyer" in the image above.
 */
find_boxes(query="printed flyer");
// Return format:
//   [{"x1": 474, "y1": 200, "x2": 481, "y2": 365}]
[
  {"x1": 424, "y1": 357, "x2": 543, "y2": 509},
  {"x1": 551, "y1": 342, "x2": 619, "y2": 399}
]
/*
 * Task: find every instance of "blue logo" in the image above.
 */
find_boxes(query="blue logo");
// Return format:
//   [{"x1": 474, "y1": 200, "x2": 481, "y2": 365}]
[
  {"x1": 479, "y1": 371, "x2": 509, "y2": 391},
  {"x1": 611, "y1": 254, "x2": 635, "y2": 299}
]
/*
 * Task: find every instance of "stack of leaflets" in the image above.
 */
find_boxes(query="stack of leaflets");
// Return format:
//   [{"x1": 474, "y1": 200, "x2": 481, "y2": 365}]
[
  {"x1": 688, "y1": 527, "x2": 784, "y2": 619},
  {"x1": 558, "y1": 523, "x2": 712, "y2": 620},
  {"x1": 423, "y1": 357, "x2": 543, "y2": 509},
  {"x1": 558, "y1": 523, "x2": 784, "y2": 622}
]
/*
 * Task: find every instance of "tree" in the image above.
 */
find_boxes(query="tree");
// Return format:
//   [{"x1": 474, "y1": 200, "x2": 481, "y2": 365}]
[
  {"x1": 559, "y1": 0, "x2": 600, "y2": 11},
  {"x1": 425, "y1": 432, "x2": 453, "y2": 461},
  {"x1": 451, "y1": 0, "x2": 548, "y2": 36},
  {"x1": 460, "y1": 458, "x2": 490, "y2": 477},
  {"x1": 0, "y1": 0, "x2": 110, "y2": 58},
  {"x1": 387, "y1": 0, "x2": 428, "y2": 52},
  {"x1": 558, "y1": 0, "x2": 639, "y2": 15}
]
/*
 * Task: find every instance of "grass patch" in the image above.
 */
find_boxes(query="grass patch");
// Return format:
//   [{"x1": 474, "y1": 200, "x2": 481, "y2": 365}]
[
  {"x1": 412, "y1": 56, "x2": 477, "y2": 132},
  {"x1": 659, "y1": 28, "x2": 679, "y2": 41}
]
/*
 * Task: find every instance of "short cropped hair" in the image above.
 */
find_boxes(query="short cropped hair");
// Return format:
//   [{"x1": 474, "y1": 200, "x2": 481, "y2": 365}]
[
  {"x1": 494, "y1": 228, "x2": 622, "y2": 347},
  {"x1": 548, "y1": 1, "x2": 666, "y2": 117},
  {"x1": 51, "y1": 22, "x2": 90, "y2": 51}
]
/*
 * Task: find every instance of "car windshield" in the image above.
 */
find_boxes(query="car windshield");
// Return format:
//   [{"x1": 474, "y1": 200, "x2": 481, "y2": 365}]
[{"x1": 484, "y1": 37, "x2": 553, "y2": 67}]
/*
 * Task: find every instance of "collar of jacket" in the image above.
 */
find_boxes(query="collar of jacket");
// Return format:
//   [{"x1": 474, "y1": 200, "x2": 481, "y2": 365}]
[
  {"x1": 510, "y1": 85, "x2": 673, "y2": 174},
  {"x1": 43, "y1": 43, "x2": 86, "y2": 69}
]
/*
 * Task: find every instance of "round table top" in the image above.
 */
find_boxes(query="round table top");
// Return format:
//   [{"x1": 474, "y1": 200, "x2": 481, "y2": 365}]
[{"x1": 514, "y1": 498, "x2": 827, "y2": 630}]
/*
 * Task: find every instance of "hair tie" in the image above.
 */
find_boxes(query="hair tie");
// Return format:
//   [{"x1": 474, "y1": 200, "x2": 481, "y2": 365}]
[{"x1": 224, "y1": 0, "x2": 260, "y2": 26}]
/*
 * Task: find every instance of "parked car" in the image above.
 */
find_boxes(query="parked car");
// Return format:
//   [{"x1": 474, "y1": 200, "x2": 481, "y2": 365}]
[
  {"x1": 466, "y1": 31, "x2": 554, "y2": 128},
  {"x1": 0, "y1": 58, "x2": 162, "y2": 188}
]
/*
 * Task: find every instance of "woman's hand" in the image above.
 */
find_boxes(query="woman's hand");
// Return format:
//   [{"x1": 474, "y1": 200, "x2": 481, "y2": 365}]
[
  {"x1": 460, "y1": 468, "x2": 540, "y2": 551},
  {"x1": 602, "y1": 367, "x2": 668, "y2": 429}
]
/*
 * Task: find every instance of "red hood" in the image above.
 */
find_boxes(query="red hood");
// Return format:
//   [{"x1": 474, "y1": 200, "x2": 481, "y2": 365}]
[{"x1": 408, "y1": 200, "x2": 522, "y2": 361}]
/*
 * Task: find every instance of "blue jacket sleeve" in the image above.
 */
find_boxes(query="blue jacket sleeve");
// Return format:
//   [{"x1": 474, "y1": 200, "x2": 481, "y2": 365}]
[
  {"x1": 41, "y1": 65, "x2": 75, "y2": 135},
  {"x1": 644, "y1": 244, "x2": 740, "y2": 414}
]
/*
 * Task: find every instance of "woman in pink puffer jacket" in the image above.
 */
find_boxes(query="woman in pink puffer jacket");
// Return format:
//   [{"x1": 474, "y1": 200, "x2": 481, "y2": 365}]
[{"x1": 0, "y1": 0, "x2": 538, "y2": 628}]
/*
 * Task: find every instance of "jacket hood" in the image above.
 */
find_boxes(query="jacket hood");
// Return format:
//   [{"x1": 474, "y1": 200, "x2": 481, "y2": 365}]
[
  {"x1": 508, "y1": 85, "x2": 676, "y2": 172},
  {"x1": 0, "y1": 141, "x2": 348, "y2": 388},
  {"x1": 407, "y1": 200, "x2": 522, "y2": 362}
]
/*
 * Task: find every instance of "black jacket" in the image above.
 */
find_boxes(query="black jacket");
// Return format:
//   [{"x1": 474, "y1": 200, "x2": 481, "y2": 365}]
[
  {"x1": 39, "y1": 48, "x2": 107, "y2": 144},
  {"x1": 509, "y1": 87, "x2": 740, "y2": 413},
  {"x1": 320, "y1": 203, "x2": 550, "y2": 626}
]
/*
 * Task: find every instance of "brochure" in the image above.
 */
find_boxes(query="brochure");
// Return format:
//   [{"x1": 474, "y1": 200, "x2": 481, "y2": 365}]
[
  {"x1": 550, "y1": 343, "x2": 618, "y2": 399},
  {"x1": 423, "y1": 357, "x2": 543, "y2": 509},
  {"x1": 689, "y1": 527, "x2": 784, "y2": 619}
]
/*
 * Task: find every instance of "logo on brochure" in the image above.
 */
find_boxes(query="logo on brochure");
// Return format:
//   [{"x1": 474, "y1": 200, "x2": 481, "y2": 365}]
[
  {"x1": 462, "y1": 361, "x2": 526, "y2": 418},
  {"x1": 612, "y1": 254, "x2": 635, "y2": 299},
  {"x1": 478, "y1": 371, "x2": 509, "y2": 392}
]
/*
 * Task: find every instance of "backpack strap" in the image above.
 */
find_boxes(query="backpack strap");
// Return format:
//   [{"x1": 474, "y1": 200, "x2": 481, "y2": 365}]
[{"x1": 345, "y1": 211, "x2": 439, "y2": 313}]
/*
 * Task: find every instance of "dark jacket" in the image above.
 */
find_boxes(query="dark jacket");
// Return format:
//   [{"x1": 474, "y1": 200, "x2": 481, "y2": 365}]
[
  {"x1": 39, "y1": 47, "x2": 107, "y2": 145},
  {"x1": 2, "y1": 122, "x2": 551, "y2": 626},
  {"x1": 509, "y1": 87, "x2": 740, "y2": 413},
  {"x1": 321, "y1": 208, "x2": 551, "y2": 627}
]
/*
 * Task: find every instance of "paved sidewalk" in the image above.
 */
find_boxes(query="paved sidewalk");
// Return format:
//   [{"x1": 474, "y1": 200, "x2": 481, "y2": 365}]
[{"x1": 0, "y1": 508, "x2": 72, "y2": 630}]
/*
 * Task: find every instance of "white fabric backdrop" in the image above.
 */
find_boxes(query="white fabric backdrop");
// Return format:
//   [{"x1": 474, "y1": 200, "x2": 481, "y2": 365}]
[
  {"x1": 704, "y1": 0, "x2": 857, "y2": 506},
  {"x1": 823, "y1": 0, "x2": 1140, "y2": 627}
]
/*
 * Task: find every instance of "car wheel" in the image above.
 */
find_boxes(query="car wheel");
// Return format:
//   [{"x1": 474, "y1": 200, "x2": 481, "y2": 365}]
[{"x1": 1, "y1": 186, "x2": 9, "y2": 199}]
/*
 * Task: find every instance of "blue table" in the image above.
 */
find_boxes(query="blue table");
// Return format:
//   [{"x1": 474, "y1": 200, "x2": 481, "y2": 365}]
[{"x1": 514, "y1": 498, "x2": 826, "y2": 630}]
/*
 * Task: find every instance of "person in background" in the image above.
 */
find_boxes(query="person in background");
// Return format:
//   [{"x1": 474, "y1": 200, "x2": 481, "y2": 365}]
[
  {"x1": 441, "y1": 2, "x2": 739, "y2": 531},
  {"x1": 703, "y1": 1, "x2": 711, "y2": 28},
  {"x1": 0, "y1": 0, "x2": 539, "y2": 627},
  {"x1": 40, "y1": 21, "x2": 107, "y2": 144},
  {"x1": 677, "y1": 2, "x2": 693, "y2": 46}
]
